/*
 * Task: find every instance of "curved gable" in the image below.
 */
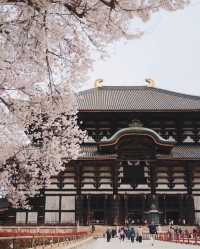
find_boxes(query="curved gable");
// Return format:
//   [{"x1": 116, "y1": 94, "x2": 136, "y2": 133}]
[{"x1": 98, "y1": 127, "x2": 175, "y2": 160}]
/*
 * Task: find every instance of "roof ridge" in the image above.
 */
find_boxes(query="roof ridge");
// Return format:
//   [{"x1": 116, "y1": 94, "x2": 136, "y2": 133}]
[
  {"x1": 153, "y1": 87, "x2": 200, "y2": 100},
  {"x1": 78, "y1": 85, "x2": 200, "y2": 99}
]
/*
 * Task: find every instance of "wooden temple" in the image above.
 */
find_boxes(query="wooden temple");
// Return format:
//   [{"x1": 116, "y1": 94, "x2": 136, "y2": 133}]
[{"x1": 1, "y1": 85, "x2": 200, "y2": 226}]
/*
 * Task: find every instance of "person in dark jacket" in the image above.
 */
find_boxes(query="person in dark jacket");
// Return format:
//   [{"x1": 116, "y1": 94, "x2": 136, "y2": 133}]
[
  {"x1": 106, "y1": 228, "x2": 112, "y2": 242},
  {"x1": 127, "y1": 228, "x2": 131, "y2": 240},
  {"x1": 130, "y1": 227, "x2": 136, "y2": 242},
  {"x1": 148, "y1": 222, "x2": 157, "y2": 246}
]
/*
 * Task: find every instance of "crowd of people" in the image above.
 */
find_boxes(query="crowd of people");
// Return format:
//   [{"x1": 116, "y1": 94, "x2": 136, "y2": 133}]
[
  {"x1": 168, "y1": 224, "x2": 200, "y2": 240},
  {"x1": 105, "y1": 222, "x2": 157, "y2": 246}
]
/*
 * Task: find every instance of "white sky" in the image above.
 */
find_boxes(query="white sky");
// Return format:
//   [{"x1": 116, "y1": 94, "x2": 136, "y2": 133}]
[{"x1": 83, "y1": 3, "x2": 200, "y2": 96}]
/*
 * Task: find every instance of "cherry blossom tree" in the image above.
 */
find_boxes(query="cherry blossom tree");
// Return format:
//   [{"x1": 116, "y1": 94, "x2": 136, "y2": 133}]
[{"x1": 0, "y1": 0, "x2": 189, "y2": 207}]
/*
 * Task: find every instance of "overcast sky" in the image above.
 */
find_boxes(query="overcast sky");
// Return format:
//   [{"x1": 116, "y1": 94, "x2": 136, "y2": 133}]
[{"x1": 83, "y1": 2, "x2": 200, "y2": 96}]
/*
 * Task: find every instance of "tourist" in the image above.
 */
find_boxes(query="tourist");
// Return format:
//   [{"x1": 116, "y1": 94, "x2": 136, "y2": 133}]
[
  {"x1": 106, "y1": 227, "x2": 112, "y2": 242},
  {"x1": 130, "y1": 227, "x2": 136, "y2": 242},
  {"x1": 120, "y1": 227, "x2": 125, "y2": 241},
  {"x1": 169, "y1": 224, "x2": 175, "y2": 241},
  {"x1": 127, "y1": 227, "x2": 132, "y2": 240},
  {"x1": 148, "y1": 221, "x2": 157, "y2": 246},
  {"x1": 116, "y1": 226, "x2": 120, "y2": 238},
  {"x1": 136, "y1": 226, "x2": 143, "y2": 243},
  {"x1": 91, "y1": 224, "x2": 95, "y2": 233},
  {"x1": 111, "y1": 228, "x2": 116, "y2": 238}
]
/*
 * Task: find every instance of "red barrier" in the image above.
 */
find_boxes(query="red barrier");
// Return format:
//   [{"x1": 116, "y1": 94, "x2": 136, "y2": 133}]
[
  {"x1": 0, "y1": 230, "x2": 90, "y2": 249},
  {"x1": 0, "y1": 231, "x2": 88, "y2": 238},
  {"x1": 157, "y1": 232, "x2": 200, "y2": 246}
]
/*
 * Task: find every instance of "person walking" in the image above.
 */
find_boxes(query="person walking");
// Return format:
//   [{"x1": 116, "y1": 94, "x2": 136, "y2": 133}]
[
  {"x1": 106, "y1": 227, "x2": 112, "y2": 242},
  {"x1": 120, "y1": 227, "x2": 125, "y2": 241},
  {"x1": 127, "y1": 227, "x2": 132, "y2": 240},
  {"x1": 148, "y1": 222, "x2": 157, "y2": 246},
  {"x1": 137, "y1": 226, "x2": 143, "y2": 243},
  {"x1": 130, "y1": 227, "x2": 136, "y2": 242}
]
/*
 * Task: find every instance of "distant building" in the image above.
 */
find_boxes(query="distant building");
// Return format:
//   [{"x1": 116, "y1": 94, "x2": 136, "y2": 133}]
[{"x1": 1, "y1": 85, "x2": 200, "y2": 226}]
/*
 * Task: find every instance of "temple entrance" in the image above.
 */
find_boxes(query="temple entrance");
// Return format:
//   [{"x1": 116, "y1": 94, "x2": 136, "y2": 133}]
[
  {"x1": 159, "y1": 195, "x2": 182, "y2": 224},
  {"x1": 127, "y1": 196, "x2": 144, "y2": 224},
  {"x1": 89, "y1": 195, "x2": 112, "y2": 224},
  {"x1": 81, "y1": 194, "x2": 195, "y2": 225},
  {"x1": 90, "y1": 196, "x2": 105, "y2": 224},
  {"x1": 159, "y1": 195, "x2": 195, "y2": 225},
  {"x1": 118, "y1": 195, "x2": 145, "y2": 225}
]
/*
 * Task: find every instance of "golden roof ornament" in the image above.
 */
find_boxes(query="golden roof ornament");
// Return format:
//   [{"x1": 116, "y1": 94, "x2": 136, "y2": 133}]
[
  {"x1": 95, "y1": 79, "x2": 103, "y2": 88},
  {"x1": 145, "y1": 78, "x2": 156, "y2": 88}
]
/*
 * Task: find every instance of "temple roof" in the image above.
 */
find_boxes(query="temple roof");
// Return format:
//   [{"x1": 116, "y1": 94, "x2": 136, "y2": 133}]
[
  {"x1": 79, "y1": 144, "x2": 200, "y2": 160},
  {"x1": 77, "y1": 86, "x2": 200, "y2": 112}
]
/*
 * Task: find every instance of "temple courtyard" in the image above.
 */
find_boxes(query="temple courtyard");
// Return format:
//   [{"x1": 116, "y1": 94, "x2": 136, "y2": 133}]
[{"x1": 78, "y1": 238, "x2": 199, "y2": 249}]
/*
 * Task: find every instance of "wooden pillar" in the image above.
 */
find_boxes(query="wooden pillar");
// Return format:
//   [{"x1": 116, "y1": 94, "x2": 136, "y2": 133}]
[
  {"x1": 142, "y1": 195, "x2": 145, "y2": 223},
  {"x1": 38, "y1": 189, "x2": 45, "y2": 225},
  {"x1": 104, "y1": 195, "x2": 108, "y2": 225},
  {"x1": 185, "y1": 162, "x2": 193, "y2": 196},
  {"x1": 163, "y1": 195, "x2": 167, "y2": 225},
  {"x1": 149, "y1": 162, "x2": 157, "y2": 195},
  {"x1": 185, "y1": 195, "x2": 195, "y2": 225},
  {"x1": 86, "y1": 195, "x2": 91, "y2": 225},
  {"x1": 184, "y1": 162, "x2": 195, "y2": 225},
  {"x1": 75, "y1": 163, "x2": 83, "y2": 225},
  {"x1": 124, "y1": 195, "x2": 128, "y2": 225},
  {"x1": 112, "y1": 162, "x2": 120, "y2": 225},
  {"x1": 112, "y1": 194, "x2": 120, "y2": 225},
  {"x1": 76, "y1": 195, "x2": 83, "y2": 225},
  {"x1": 179, "y1": 195, "x2": 184, "y2": 225}
]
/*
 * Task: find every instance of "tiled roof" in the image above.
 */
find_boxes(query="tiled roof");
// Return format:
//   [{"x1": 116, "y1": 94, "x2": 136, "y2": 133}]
[
  {"x1": 79, "y1": 143, "x2": 200, "y2": 160},
  {"x1": 157, "y1": 145, "x2": 200, "y2": 159},
  {"x1": 171, "y1": 145, "x2": 200, "y2": 159},
  {"x1": 77, "y1": 86, "x2": 200, "y2": 111},
  {"x1": 79, "y1": 144, "x2": 117, "y2": 160}
]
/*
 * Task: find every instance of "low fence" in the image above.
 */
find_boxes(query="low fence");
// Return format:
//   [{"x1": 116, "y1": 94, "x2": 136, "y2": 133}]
[
  {"x1": 0, "y1": 231, "x2": 90, "y2": 249},
  {"x1": 157, "y1": 232, "x2": 200, "y2": 246}
]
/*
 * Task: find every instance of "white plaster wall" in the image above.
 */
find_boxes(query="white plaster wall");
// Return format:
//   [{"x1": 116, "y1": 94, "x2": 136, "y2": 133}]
[
  {"x1": 61, "y1": 212, "x2": 75, "y2": 224},
  {"x1": 45, "y1": 196, "x2": 59, "y2": 210},
  {"x1": 61, "y1": 196, "x2": 75, "y2": 210},
  {"x1": 45, "y1": 212, "x2": 59, "y2": 224},
  {"x1": 27, "y1": 212, "x2": 38, "y2": 224},
  {"x1": 194, "y1": 196, "x2": 200, "y2": 225},
  {"x1": 16, "y1": 212, "x2": 26, "y2": 224}
]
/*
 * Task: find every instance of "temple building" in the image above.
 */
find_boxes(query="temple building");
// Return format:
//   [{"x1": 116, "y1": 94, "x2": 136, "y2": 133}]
[{"x1": 1, "y1": 84, "x2": 200, "y2": 226}]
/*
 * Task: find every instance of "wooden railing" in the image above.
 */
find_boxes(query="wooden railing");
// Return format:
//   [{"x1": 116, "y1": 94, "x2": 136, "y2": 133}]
[{"x1": 0, "y1": 231, "x2": 90, "y2": 249}]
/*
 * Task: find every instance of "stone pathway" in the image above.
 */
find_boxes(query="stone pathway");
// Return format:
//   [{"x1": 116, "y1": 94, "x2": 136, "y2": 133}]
[{"x1": 78, "y1": 238, "x2": 199, "y2": 249}]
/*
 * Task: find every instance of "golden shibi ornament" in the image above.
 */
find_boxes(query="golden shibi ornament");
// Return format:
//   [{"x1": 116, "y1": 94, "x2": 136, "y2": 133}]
[{"x1": 145, "y1": 78, "x2": 156, "y2": 88}]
